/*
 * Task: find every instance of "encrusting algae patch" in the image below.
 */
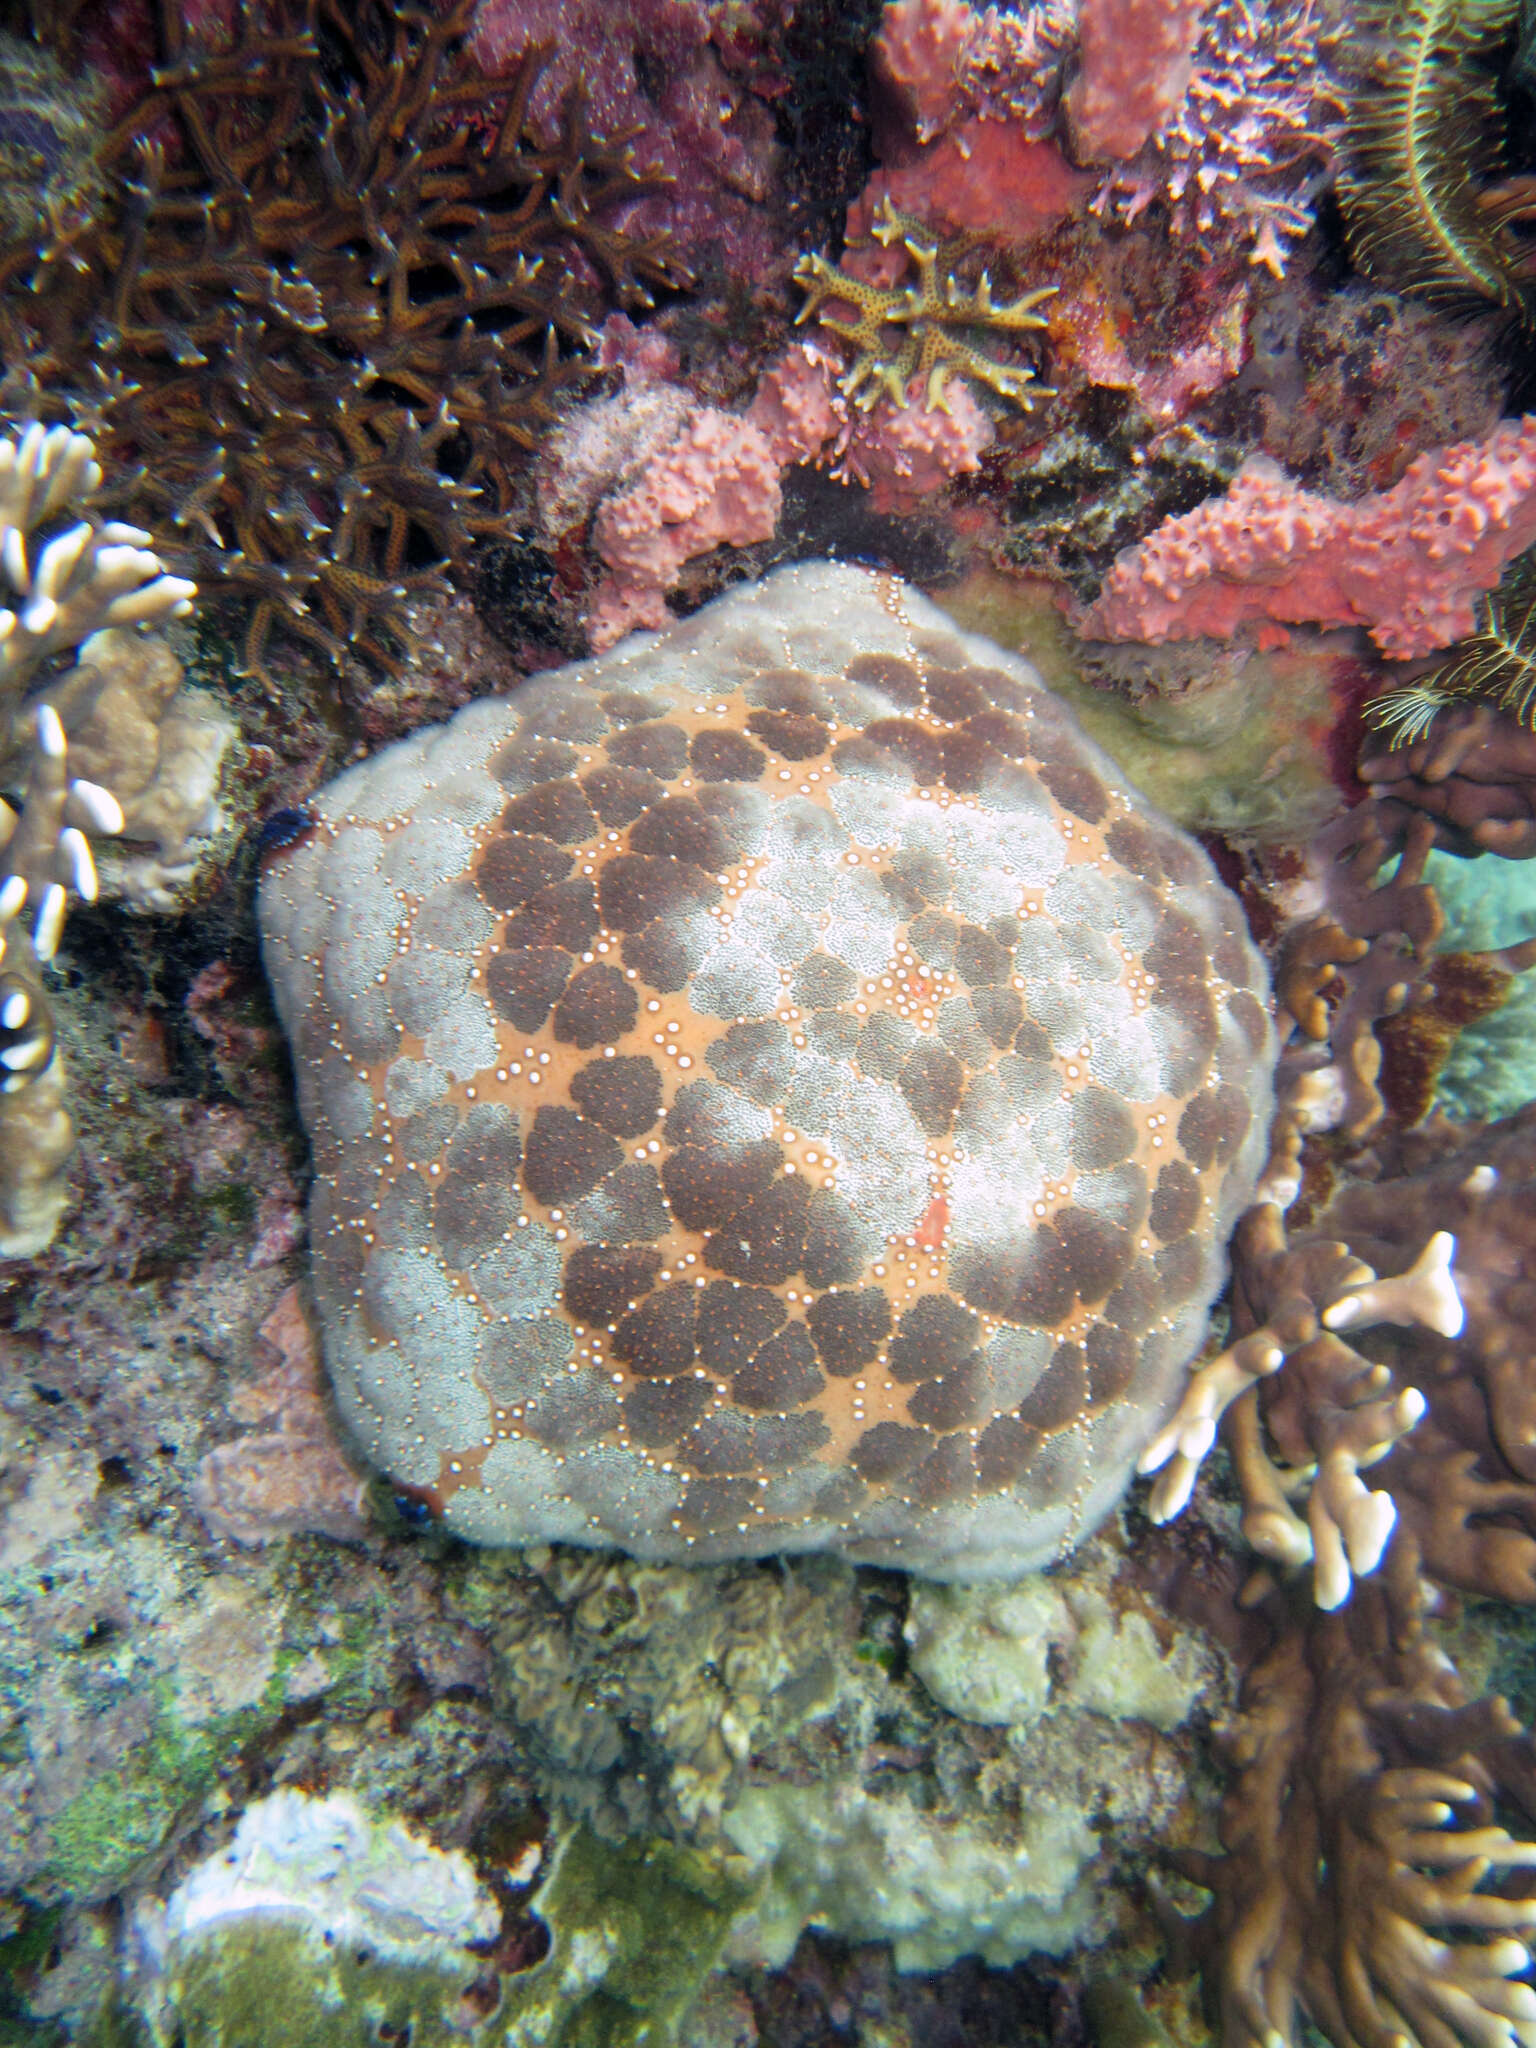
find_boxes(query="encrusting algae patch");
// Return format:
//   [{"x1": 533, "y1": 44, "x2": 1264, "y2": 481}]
[{"x1": 258, "y1": 562, "x2": 1276, "y2": 1577}]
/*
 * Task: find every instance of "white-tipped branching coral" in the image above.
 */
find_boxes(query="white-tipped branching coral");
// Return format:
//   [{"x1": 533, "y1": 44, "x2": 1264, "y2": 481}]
[{"x1": 0, "y1": 422, "x2": 196, "y2": 1256}]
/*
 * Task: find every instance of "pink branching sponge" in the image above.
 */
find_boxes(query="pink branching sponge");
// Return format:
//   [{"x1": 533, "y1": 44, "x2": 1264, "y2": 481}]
[
  {"x1": 1080, "y1": 417, "x2": 1536, "y2": 658},
  {"x1": 585, "y1": 343, "x2": 997, "y2": 648},
  {"x1": 588, "y1": 410, "x2": 784, "y2": 650}
]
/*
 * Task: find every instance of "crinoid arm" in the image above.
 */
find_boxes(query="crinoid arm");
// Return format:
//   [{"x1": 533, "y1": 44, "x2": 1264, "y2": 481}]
[{"x1": 1340, "y1": 0, "x2": 1535, "y2": 318}]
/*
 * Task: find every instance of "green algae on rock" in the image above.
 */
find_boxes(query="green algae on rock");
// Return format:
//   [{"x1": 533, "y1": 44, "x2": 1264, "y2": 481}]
[{"x1": 259, "y1": 561, "x2": 1277, "y2": 1578}]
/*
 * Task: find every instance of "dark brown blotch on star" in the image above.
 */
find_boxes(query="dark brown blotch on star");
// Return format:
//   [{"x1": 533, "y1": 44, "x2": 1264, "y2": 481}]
[
  {"x1": 732, "y1": 1322, "x2": 825, "y2": 1412},
  {"x1": 486, "y1": 947, "x2": 572, "y2": 1031},
  {"x1": 552, "y1": 963, "x2": 639, "y2": 1048},
  {"x1": 697, "y1": 1281, "x2": 786, "y2": 1372},
  {"x1": 598, "y1": 853, "x2": 720, "y2": 931},
  {"x1": 889, "y1": 1294, "x2": 981, "y2": 1382},
  {"x1": 605, "y1": 721, "x2": 688, "y2": 775},
  {"x1": 581, "y1": 763, "x2": 662, "y2": 826},
  {"x1": 563, "y1": 1243, "x2": 664, "y2": 1323},
  {"x1": 612, "y1": 1280, "x2": 697, "y2": 1377},
  {"x1": 522, "y1": 1106, "x2": 623, "y2": 1206},
  {"x1": 705, "y1": 1176, "x2": 811, "y2": 1284},
  {"x1": 629, "y1": 796, "x2": 737, "y2": 868},
  {"x1": 662, "y1": 1141, "x2": 780, "y2": 1232},
  {"x1": 476, "y1": 832, "x2": 571, "y2": 911},
  {"x1": 690, "y1": 729, "x2": 766, "y2": 781},
  {"x1": 746, "y1": 709, "x2": 832, "y2": 759},
  {"x1": 499, "y1": 779, "x2": 597, "y2": 844},
  {"x1": 503, "y1": 877, "x2": 599, "y2": 954},
  {"x1": 806, "y1": 1288, "x2": 891, "y2": 1376},
  {"x1": 569, "y1": 1055, "x2": 663, "y2": 1138}
]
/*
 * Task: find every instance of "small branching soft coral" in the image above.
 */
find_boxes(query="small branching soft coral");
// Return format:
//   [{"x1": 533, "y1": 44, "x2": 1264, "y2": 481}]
[
  {"x1": 0, "y1": 0, "x2": 689, "y2": 682},
  {"x1": 792, "y1": 197, "x2": 1056, "y2": 413}
]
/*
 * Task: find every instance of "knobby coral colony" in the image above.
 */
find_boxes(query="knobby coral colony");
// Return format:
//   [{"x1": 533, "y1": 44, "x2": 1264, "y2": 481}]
[
  {"x1": 1340, "y1": 0, "x2": 1536, "y2": 318},
  {"x1": 0, "y1": 421, "x2": 195, "y2": 1257},
  {"x1": 0, "y1": 0, "x2": 689, "y2": 681},
  {"x1": 793, "y1": 198, "x2": 1057, "y2": 414}
]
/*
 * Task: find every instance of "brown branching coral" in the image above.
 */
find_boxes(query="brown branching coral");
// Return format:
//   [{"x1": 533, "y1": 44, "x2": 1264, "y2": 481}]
[
  {"x1": 0, "y1": 0, "x2": 689, "y2": 680},
  {"x1": 1318, "y1": 1105, "x2": 1536, "y2": 1604},
  {"x1": 1360, "y1": 701, "x2": 1536, "y2": 859},
  {"x1": 1140, "y1": 1195, "x2": 1457, "y2": 1610},
  {"x1": 793, "y1": 197, "x2": 1056, "y2": 414},
  {"x1": 1273, "y1": 804, "x2": 1446, "y2": 1140},
  {"x1": 1173, "y1": 1535, "x2": 1536, "y2": 2048}
]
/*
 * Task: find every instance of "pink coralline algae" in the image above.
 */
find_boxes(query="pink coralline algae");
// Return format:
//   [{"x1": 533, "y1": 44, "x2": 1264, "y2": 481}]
[
  {"x1": 588, "y1": 408, "x2": 785, "y2": 650},
  {"x1": 873, "y1": 0, "x2": 1075, "y2": 145},
  {"x1": 193, "y1": 1287, "x2": 370, "y2": 1548},
  {"x1": 1080, "y1": 416, "x2": 1536, "y2": 658},
  {"x1": 865, "y1": 0, "x2": 1088, "y2": 248},
  {"x1": 867, "y1": 0, "x2": 1336, "y2": 276},
  {"x1": 467, "y1": 0, "x2": 785, "y2": 283},
  {"x1": 1064, "y1": 0, "x2": 1205, "y2": 163}
]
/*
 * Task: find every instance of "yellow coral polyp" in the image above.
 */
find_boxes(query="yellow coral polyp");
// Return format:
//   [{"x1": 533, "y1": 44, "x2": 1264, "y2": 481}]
[{"x1": 793, "y1": 198, "x2": 1056, "y2": 415}]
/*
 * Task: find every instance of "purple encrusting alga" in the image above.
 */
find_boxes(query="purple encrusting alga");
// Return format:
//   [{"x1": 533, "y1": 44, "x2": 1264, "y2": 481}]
[{"x1": 259, "y1": 563, "x2": 1276, "y2": 1576}]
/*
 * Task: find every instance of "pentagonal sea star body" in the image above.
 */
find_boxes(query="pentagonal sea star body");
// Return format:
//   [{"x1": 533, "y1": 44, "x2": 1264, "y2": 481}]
[{"x1": 259, "y1": 563, "x2": 1275, "y2": 1577}]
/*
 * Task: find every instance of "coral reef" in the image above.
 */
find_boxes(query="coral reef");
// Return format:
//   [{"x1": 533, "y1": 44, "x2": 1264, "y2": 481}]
[
  {"x1": 259, "y1": 562, "x2": 1276, "y2": 1576},
  {"x1": 1419, "y1": 847, "x2": 1536, "y2": 1121},
  {"x1": 0, "y1": 31, "x2": 106, "y2": 247},
  {"x1": 1063, "y1": 0, "x2": 1206, "y2": 166},
  {"x1": 191, "y1": 1286, "x2": 370, "y2": 1548},
  {"x1": 552, "y1": 330, "x2": 997, "y2": 647},
  {"x1": 466, "y1": 0, "x2": 790, "y2": 288},
  {"x1": 1359, "y1": 701, "x2": 1536, "y2": 858},
  {"x1": 1, "y1": 0, "x2": 689, "y2": 679},
  {"x1": 0, "y1": 420, "x2": 198, "y2": 1257},
  {"x1": 21, "y1": 4, "x2": 1536, "y2": 2045},
  {"x1": 873, "y1": 0, "x2": 1074, "y2": 147},
  {"x1": 1173, "y1": 1535, "x2": 1536, "y2": 2048},
  {"x1": 1366, "y1": 548, "x2": 1536, "y2": 746}
]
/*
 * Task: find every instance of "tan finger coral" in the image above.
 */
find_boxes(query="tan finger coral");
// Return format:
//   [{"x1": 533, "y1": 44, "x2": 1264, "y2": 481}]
[{"x1": 0, "y1": 421, "x2": 197, "y2": 1257}]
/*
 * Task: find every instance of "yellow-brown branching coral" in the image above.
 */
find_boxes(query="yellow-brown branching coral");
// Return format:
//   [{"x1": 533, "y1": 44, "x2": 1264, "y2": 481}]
[
  {"x1": 1175, "y1": 1536, "x2": 1536, "y2": 2048},
  {"x1": 1360, "y1": 699, "x2": 1536, "y2": 860},
  {"x1": 1156, "y1": 1099, "x2": 1536, "y2": 2044},
  {"x1": 1319, "y1": 1104, "x2": 1536, "y2": 1604},
  {"x1": 793, "y1": 197, "x2": 1056, "y2": 414},
  {"x1": 0, "y1": 0, "x2": 689, "y2": 680},
  {"x1": 1273, "y1": 805, "x2": 1450, "y2": 1139},
  {"x1": 0, "y1": 420, "x2": 196, "y2": 1257}
]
